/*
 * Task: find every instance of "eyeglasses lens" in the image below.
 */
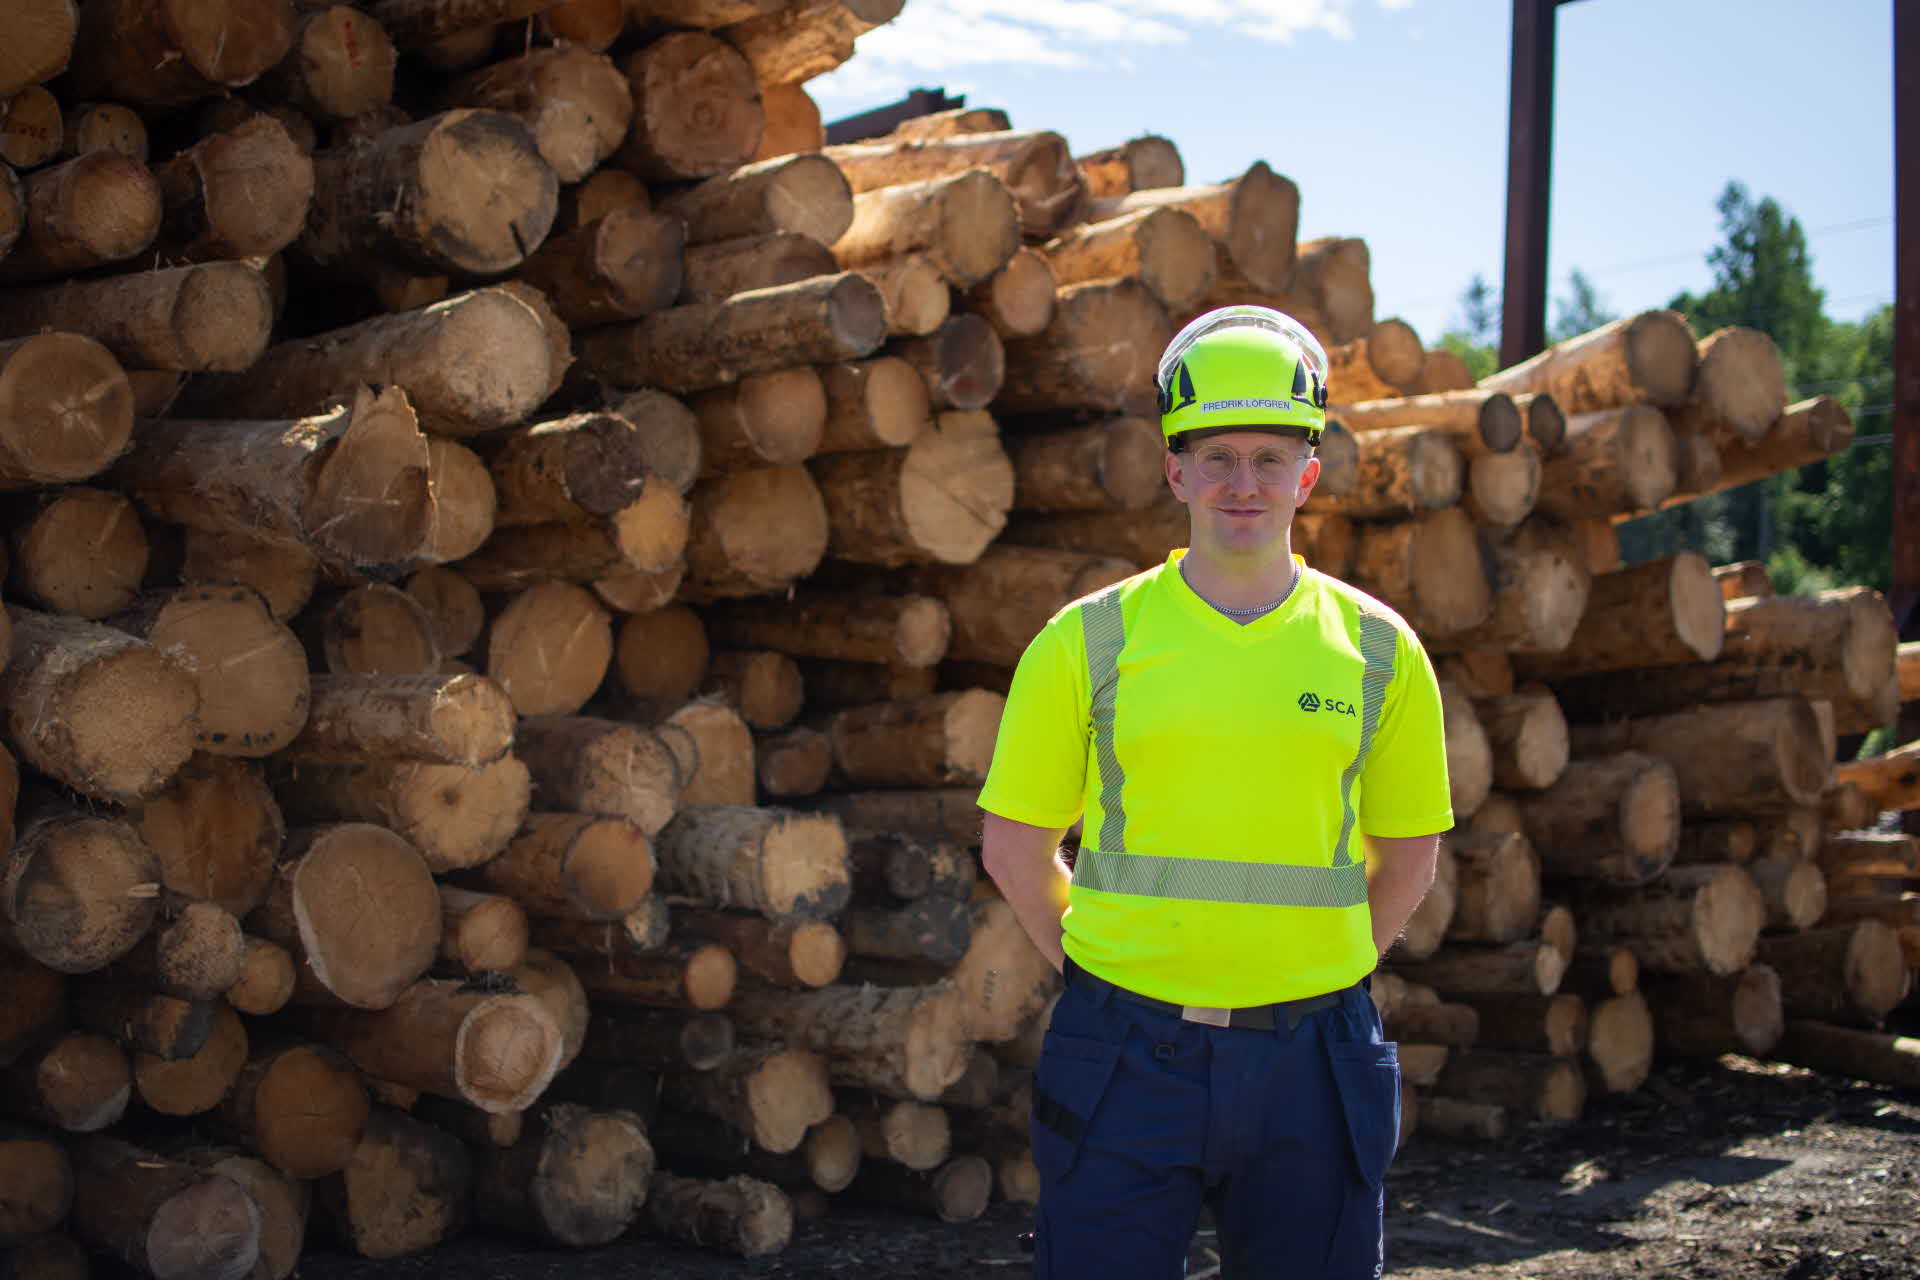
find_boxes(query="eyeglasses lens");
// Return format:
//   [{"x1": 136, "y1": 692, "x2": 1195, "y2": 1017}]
[{"x1": 1193, "y1": 447, "x2": 1299, "y2": 484}]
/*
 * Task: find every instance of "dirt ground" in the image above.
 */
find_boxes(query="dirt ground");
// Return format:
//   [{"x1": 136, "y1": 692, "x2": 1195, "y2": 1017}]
[{"x1": 296, "y1": 1017, "x2": 1920, "y2": 1280}]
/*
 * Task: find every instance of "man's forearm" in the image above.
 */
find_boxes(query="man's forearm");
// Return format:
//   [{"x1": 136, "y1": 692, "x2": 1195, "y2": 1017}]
[
  {"x1": 1365, "y1": 834, "x2": 1441, "y2": 960},
  {"x1": 980, "y1": 813, "x2": 1073, "y2": 971}
]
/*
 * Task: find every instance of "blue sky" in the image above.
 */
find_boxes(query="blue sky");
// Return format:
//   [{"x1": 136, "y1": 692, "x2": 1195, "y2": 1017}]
[{"x1": 811, "y1": 0, "x2": 1895, "y2": 361}]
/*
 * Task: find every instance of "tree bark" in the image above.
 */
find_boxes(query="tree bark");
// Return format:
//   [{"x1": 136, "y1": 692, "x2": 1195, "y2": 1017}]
[
  {"x1": 659, "y1": 154, "x2": 849, "y2": 252},
  {"x1": 616, "y1": 31, "x2": 761, "y2": 180},
  {"x1": 312, "y1": 1106, "x2": 469, "y2": 1259},
  {"x1": 893, "y1": 314, "x2": 1005, "y2": 412},
  {"x1": 2, "y1": 808, "x2": 161, "y2": 973},
  {"x1": 1481, "y1": 310, "x2": 1697, "y2": 410},
  {"x1": 1074, "y1": 134, "x2": 1182, "y2": 196},
  {"x1": 1580, "y1": 864, "x2": 1765, "y2": 977},
  {"x1": 186, "y1": 288, "x2": 556, "y2": 439},
  {"x1": 997, "y1": 278, "x2": 1169, "y2": 415},
  {"x1": 964, "y1": 245, "x2": 1055, "y2": 339},
  {"x1": 467, "y1": 812, "x2": 656, "y2": 921},
  {"x1": 1512, "y1": 551, "x2": 1724, "y2": 680},
  {"x1": 249, "y1": 823, "x2": 440, "y2": 1010},
  {"x1": 1773, "y1": 1020, "x2": 1920, "y2": 1092},
  {"x1": 1835, "y1": 738, "x2": 1920, "y2": 813},
  {"x1": 441, "y1": 46, "x2": 630, "y2": 183},
  {"x1": 5, "y1": 488, "x2": 145, "y2": 622},
  {"x1": 2, "y1": 1032, "x2": 129, "y2": 1133},
  {"x1": 831, "y1": 168, "x2": 1018, "y2": 289},
  {"x1": 302, "y1": 107, "x2": 554, "y2": 279},
  {"x1": 67, "y1": 1137, "x2": 260, "y2": 1280},
  {"x1": 0, "y1": 152, "x2": 159, "y2": 283},
  {"x1": 1090, "y1": 161, "x2": 1297, "y2": 293},
  {"x1": 678, "y1": 464, "x2": 830, "y2": 600},
  {"x1": 218, "y1": 1043, "x2": 368, "y2": 1179},
  {"x1": 152, "y1": 117, "x2": 313, "y2": 263},
  {"x1": 658, "y1": 1039, "x2": 833, "y2": 1154},
  {"x1": 1445, "y1": 829, "x2": 1541, "y2": 945},
  {"x1": 679, "y1": 229, "x2": 834, "y2": 306},
  {"x1": 287, "y1": 673, "x2": 511, "y2": 766},
  {"x1": 1003, "y1": 416, "x2": 1165, "y2": 514},
  {"x1": 655, "y1": 805, "x2": 849, "y2": 920},
  {"x1": 471, "y1": 1103, "x2": 653, "y2": 1246},
  {"x1": 0, "y1": 262, "x2": 271, "y2": 373},
  {"x1": 809, "y1": 413, "x2": 1012, "y2": 567},
  {"x1": 1666, "y1": 326, "x2": 1786, "y2": 442},
  {"x1": 1710, "y1": 395, "x2": 1854, "y2": 494},
  {"x1": 111, "y1": 587, "x2": 310, "y2": 759},
  {"x1": 643, "y1": 1172, "x2": 790, "y2": 1257},
  {"x1": 1582, "y1": 990, "x2": 1655, "y2": 1094},
  {"x1": 1040, "y1": 206, "x2": 1213, "y2": 312},
  {"x1": 512, "y1": 714, "x2": 684, "y2": 834},
  {"x1": 826, "y1": 128, "x2": 1082, "y2": 241},
  {"x1": 581, "y1": 1005, "x2": 734, "y2": 1072},
  {"x1": 578, "y1": 271, "x2": 885, "y2": 394},
  {"x1": 302, "y1": 978, "x2": 563, "y2": 1111},
  {"x1": 1551, "y1": 588, "x2": 1899, "y2": 722},
  {"x1": 1332, "y1": 388, "x2": 1523, "y2": 455},
  {"x1": 1754, "y1": 922, "x2": 1910, "y2": 1027},
  {"x1": 1532, "y1": 406, "x2": 1677, "y2": 521},
  {"x1": 1315, "y1": 426, "x2": 1461, "y2": 520},
  {"x1": 723, "y1": 980, "x2": 972, "y2": 1101},
  {"x1": 1348, "y1": 507, "x2": 1494, "y2": 637},
  {"x1": 1645, "y1": 965, "x2": 1784, "y2": 1058},
  {"x1": 1567, "y1": 696, "x2": 1833, "y2": 816},
  {"x1": 514, "y1": 209, "x2": 684, "y2": 326},
  {"x1": 889, "y1": 546, "x2": 1134, "y2": 668},
  {"x1": 261, "y1": 5, "x2": 397, "y2": 121},
  {"x1": 0, "y1": 335, "x2": 133, "y2": 492},
  {"x1": 1471, "y1": 688, "x2": 1569, "y2": 791},
  {"x1": 1391, "y1": 940, "x2": 1566, "y2": 997},
  {"x1": 703, "y1": 649, "x2": 804, "y2": 729},
  {"x1": 690, "y1": 366, "x2": 825, "y2": 474},
  {"x1": 124, "y1": 387, "x2": 432, "y2": 576},
  {"x1": 823, "y1": 689, "x2": 1003, "y2": 788}
]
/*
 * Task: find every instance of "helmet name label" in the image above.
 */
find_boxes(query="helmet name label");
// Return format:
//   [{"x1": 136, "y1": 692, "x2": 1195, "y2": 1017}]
[{"x1": 1203, "y1": 398, "x2": 1293, "y2": 413}]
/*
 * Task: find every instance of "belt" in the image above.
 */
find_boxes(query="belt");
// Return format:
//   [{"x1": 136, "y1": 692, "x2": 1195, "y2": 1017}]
[{"x1": 1063, "y1": 957, "x2": 1354, "y2": 1032}]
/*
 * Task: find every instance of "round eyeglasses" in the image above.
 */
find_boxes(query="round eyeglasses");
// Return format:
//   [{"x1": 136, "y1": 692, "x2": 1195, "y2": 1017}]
[{"x1": 1186, "y1": 443, "x2": 1308, "y2": 485}]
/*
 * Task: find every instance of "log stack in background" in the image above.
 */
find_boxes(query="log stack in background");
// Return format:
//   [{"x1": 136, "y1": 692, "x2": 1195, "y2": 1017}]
[{"x1": 0, "y1": 0, "x2": 1913, "y2": 1273}]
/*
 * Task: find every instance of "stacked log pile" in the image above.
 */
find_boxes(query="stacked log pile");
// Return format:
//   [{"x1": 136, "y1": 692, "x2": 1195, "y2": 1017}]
[{"x1": 0, "y1": 1, "x2": 1912, "y2": 1274}]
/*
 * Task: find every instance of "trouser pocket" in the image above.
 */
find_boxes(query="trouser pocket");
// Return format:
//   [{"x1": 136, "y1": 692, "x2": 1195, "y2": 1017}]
[
  {"x1": 1030, "y1": 1028, "x2": 1125, "y2": 1184},
  {"x1": 1327, "y1": 1038, "x2": 1402, "y2": 1189}
]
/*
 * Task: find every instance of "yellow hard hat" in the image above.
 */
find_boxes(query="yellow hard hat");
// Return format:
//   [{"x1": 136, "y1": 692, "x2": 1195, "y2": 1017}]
[{"x1": 1156, "y1": 305, "x2": 1329, "y2": 446}]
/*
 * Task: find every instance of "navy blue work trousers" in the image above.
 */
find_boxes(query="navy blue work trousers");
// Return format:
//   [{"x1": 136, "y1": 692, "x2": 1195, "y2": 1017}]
[{"x1": 1027, "y1": 968, "x2": 1400, "y2": 1279}]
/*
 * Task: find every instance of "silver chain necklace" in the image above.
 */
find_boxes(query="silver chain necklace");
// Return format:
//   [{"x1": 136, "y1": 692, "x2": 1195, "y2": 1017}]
[{"x1": 1180, "y1": 559, "x2": 1298, "y2": 617}]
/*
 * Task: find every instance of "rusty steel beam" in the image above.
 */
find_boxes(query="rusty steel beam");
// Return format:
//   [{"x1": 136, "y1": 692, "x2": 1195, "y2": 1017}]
[
  {"x1": 1500, "y1": 0, "x2": 1558, "y2": 368},
  {"x1": 1896, "y1": 0, "x2": 1919, "y2": 635}
]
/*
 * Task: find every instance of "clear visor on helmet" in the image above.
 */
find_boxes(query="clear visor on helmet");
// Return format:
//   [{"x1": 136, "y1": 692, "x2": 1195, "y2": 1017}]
[{"x1": 1156, "y1": 305, "x2": 1330, "y2": 402}]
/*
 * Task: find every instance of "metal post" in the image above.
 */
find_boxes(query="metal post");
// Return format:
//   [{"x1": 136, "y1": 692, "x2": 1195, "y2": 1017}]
[
  {"x1": 1894, "y1": 0, "x2": 1920, "y2": 635},
  {"x1": 1500, "y1": 0, "x2": 1558, "y2": 367}
]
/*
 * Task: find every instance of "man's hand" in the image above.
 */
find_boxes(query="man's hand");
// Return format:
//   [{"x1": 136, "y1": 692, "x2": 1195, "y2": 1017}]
[{"x1": 980, "y1": 812, "x2": 1074, "y2": 971}]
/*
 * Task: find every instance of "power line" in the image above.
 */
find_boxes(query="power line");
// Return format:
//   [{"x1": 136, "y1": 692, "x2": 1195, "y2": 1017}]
[{"x1": 1397, "y1": 214, "x2": 1894, "y2": 314}]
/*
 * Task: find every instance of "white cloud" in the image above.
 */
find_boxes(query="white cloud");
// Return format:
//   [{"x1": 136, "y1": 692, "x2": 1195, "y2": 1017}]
[{"x1": 813, "y1": 0, "x2": 1410, "y2": 102}]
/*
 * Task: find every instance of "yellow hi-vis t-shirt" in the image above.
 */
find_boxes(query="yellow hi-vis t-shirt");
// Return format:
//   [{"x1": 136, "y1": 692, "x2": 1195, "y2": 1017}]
[{"x1": 977, "y1": 551, "x2": 1454, "y2": 1008}]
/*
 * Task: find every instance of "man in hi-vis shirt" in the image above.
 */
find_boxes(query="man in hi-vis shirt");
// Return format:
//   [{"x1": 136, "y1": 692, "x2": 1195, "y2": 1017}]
[{"x1": 978, "y1": 305, "x2": 1452, "y2": 1279}]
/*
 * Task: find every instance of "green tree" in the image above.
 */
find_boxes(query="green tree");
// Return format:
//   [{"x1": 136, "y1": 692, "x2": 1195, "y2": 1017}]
[
  {"x1": 1618, "y1": 182, "x2": 1891, "y2": 594},
  {"x1": 1669, "y1": 181, "x2": 1827, "y2": 373},
  {"x1": 1436, "y1": 273, "x2": 1497, "y2": 380},
  {"x1": 1550, "y1": 269, "x2": 1614, "y2": 341}
]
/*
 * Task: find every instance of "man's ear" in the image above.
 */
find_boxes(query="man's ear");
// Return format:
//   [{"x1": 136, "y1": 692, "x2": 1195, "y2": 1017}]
[
  {"x1": 1165, "y1": 448, "x2": 1190, "y2": 502},
  {"x1": 1295, "y1": 455, "x2": 1322, "y2": 503}
]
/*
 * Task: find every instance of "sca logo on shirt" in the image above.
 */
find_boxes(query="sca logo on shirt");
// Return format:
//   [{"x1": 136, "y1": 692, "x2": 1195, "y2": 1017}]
[{"x1": 1297, "y1": 691, "x2": 1357, "y2": 717}]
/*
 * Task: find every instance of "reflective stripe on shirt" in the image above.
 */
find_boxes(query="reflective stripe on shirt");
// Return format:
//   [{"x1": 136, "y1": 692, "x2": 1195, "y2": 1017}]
[{"x1": 1078, "y1": 582, "x2": 1398, "y2": 909}]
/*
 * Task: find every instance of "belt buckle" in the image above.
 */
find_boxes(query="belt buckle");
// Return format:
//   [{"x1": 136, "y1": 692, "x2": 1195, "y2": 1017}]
[{"x1": 1181, "y1": 1005, "x2": 1232, "y2": 1027}]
